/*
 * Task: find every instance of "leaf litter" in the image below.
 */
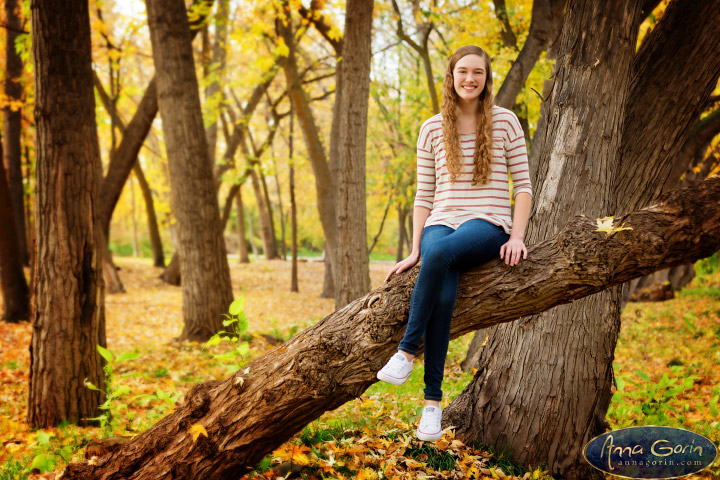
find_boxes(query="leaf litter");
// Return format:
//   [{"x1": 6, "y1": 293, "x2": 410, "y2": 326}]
[{"x1": 0, "y1": 258, "x2": 718, "y2": 479}]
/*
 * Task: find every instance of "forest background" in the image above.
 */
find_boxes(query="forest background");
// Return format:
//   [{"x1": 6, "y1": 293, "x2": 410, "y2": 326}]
[{"x1": 1, "y1": 0, "x2": 719, "y2": 478}]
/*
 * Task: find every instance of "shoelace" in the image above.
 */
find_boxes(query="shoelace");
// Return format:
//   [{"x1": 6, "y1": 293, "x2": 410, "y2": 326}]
[{"x1": 420, "y1": 408, "x2": 441, "y2": 430}]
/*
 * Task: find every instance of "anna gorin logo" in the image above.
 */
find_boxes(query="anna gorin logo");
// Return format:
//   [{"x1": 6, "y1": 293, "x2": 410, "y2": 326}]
[{"x1": 584, "y1": 426, "x2": 718, "y2": 479}]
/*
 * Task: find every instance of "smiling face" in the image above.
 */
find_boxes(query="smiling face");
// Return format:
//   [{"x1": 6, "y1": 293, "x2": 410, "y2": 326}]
[{"x1": 452, "y1": 54, "x2": 487, "y2": 104}]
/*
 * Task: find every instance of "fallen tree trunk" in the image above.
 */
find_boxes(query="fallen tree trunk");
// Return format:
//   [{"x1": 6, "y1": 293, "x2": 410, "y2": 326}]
[{"x1": 61, "y1": 177, "x2": 720, "y2": 479}]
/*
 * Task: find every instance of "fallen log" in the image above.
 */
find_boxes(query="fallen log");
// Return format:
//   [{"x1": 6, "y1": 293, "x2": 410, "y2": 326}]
[{"x1": 61, "y1": 177, "x2": 720, "y2": 479}]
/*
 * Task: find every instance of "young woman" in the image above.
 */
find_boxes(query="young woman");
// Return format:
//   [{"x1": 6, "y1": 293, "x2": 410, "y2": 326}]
[{"x1": 377, "y1": 45, "x2": 532, "y2": 442}]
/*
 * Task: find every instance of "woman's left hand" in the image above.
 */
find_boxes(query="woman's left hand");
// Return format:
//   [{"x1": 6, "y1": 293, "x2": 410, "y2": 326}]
[{"x1": 499, "y1": 237, "x2": 527, "y2": 266}]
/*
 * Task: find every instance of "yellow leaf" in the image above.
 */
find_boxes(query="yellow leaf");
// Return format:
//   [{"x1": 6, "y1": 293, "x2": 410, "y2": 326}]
[
  {"x1": 293, "y1": 452, "x2": 310, "y2": 465},
  {"x1": 357, "y1": 467, "x2": 378, "y2": 479},
  {"x1": 466, "y1": 466, "x2": 481, "y2": 479},
  {"x1": 328, "y1": 25, "x2": 343, "y2": 41},
  {"x1": 595, "y1": 216, "x2": 633, "y2": 235},
  {"x1": 404, "y1": 458, "x2": 424, "y2": 468},
  {"x1": 188, "y1": 423, "x2": 208, "y2": 443}
]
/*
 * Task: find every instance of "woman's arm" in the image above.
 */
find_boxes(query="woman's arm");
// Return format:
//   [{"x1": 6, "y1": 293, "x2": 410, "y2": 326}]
[
  {"x1": 384, "y1": 205, "x2": 431, "y2": 282},
  {"x1": 500, "y1": 192, "x2": 531, "y2": 266}
]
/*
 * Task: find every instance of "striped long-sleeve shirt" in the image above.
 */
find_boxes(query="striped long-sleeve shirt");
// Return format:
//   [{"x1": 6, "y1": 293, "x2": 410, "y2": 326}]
[{"x1": 413, "y1": 106, "x2": 532, "y2": 234}]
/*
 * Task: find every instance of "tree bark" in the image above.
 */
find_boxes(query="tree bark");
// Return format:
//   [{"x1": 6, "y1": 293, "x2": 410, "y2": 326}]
[
  {"x1": 3, "y1": 0, "x2": 28, "y2": 266},
  {"x1": 61, "y1": 176, "x2": 720, "y2": 479},
  {"x1": 28, "y1": 0, "x2": 106, "y2": 428},
  {"x1": 0, "y1": 146, "x2": 29, "y2": 322},
  {"x1": 146, "y1": 0, "x2": 233, "y2": 342},
  {"x1": 334, "y1": 0, "x2": 373, "y2": 307},
  {"x1": 448, "y1": 1, "x2": 642, "y2": 478}
]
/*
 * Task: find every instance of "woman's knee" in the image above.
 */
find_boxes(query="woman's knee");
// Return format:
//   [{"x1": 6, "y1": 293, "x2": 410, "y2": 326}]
[{"x1": 421, "y1": 244, "x2": 449, "y2": 269}]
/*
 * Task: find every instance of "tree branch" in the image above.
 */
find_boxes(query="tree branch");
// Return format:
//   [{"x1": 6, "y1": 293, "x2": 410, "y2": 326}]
[{"x1": 63, "y1": 176, "x2": 720, "y2": 479}]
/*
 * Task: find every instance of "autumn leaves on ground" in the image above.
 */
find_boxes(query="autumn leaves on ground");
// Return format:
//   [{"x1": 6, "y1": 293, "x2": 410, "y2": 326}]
[{"x1": 1, "y1": 257, "x2": 719, "y2": 480}]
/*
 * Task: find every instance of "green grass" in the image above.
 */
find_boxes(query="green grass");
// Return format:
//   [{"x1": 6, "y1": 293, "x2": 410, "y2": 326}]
[
  {"x1": 404, "y1": 442, "x2": 457, "y2": 471},
  {"x1": 0, "y1": 458, "x2": 28, "y2": 480},
  {"x1": 298, "y1": 419, "x2": 364, "y2": 447}
]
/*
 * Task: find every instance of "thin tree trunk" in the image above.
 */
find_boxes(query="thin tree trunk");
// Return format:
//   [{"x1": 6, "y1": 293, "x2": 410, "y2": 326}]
[
  {"x1": 3, "y1": 0, "x2": 28, "y2": 266},
  {"x1": 61, "y1": 176, "x2": 720, "y2": 478},
  {"x1": 97, "y1": 0, "x2": 212, "y2": 237},
  {"x1": 130, "y1": 176, "x2": 139, "y2": 256},
  {"x1": 249, "y1": 167, "x2": 276, "y2": 260},
  {"x1": 289, "y1": 138, "x2": 298, "y2": 292},
  {"x1": 272, "y1": 158, "x2": 286, "y2": 260},
  {"x1": 28, "y1": 0, "x2": 106, "y2": 428},
  {"x1": 334, "y1": 0, "x2": 373, "y2": 307},
  {"x1": 246, "y1": 204, "x2": 259, "y2": 261},
  {"x1": 146, "y1": 0, "x2": 233, "y2": 342},
  {"x1": 0, "y1": 146, "x2": 30, "y2": 322},
  {"x1": 447, "y1": 2, "x2": 642, "y2": 478},
  {"x1": 396, "y1": 205, "x2": 408, "y2": 262},
  {"x1": 367, "y1": 195, "x2": 392, "y2": 257},
  {"x1": 259, "y1": 168, "x2": 280, "y2": 259},
  {"x1": 133, "y1": 163, "x2": 165, "y2": 267},
  {"x1": 277, "y1": 5, "x2": 338, "y2": 293},
  {"x1": 221, "y1": 183, "x2": 240, "y2": 230},
  {"x1": 236, "y1": 186, "x2": 249, "y2": 263}
]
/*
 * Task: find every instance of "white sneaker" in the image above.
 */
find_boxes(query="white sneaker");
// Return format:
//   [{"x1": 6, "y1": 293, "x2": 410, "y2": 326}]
[
  {"x1": 377, "y1": 352, "x2": 413, "y2": 385},
  {"x1": 417, "y1": 406, "x2": 443, "y2": 441}
]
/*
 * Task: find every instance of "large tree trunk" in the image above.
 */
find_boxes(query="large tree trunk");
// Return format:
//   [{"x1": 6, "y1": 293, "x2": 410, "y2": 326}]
[
  {"x1": 61, "y1": 177, "x2": 720, "y2": 479},
  {"x1": 0, "y1": 147, "x2": 30, "y2": 322},
  {"x1": 3, "y1": 0, "x2": 28, "y2": 266},
  {"x1": 447, "y1": 1, "x2": 642, "y2": 478},
  {"x1": 146, "y1": 0, "x2": 233, "y2": 342},
  {"x1": 333, "y1": 0, "x2": 373, "y2": 308},
  {"x1": 466, "y1": 0, "x2": 720, "y2": 361},
  {"x1": 27, "y1": 0, "x2": 106, "y2": 428}
]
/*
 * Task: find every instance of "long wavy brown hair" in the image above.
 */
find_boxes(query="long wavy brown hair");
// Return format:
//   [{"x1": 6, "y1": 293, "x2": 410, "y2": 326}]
[{"x1": 441, "y1": 45, "x2": 494, "y2": 185}]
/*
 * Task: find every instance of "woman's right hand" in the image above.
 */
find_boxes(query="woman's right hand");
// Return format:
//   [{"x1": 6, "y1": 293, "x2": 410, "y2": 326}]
[{"x1": 384, "y1": 251, "x2": 420, "y2": 283}]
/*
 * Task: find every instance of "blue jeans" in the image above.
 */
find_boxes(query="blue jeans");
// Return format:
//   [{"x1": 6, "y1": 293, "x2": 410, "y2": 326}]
[{"x1": 398, "y1": 219, "x2": 509, "y2": 401}]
